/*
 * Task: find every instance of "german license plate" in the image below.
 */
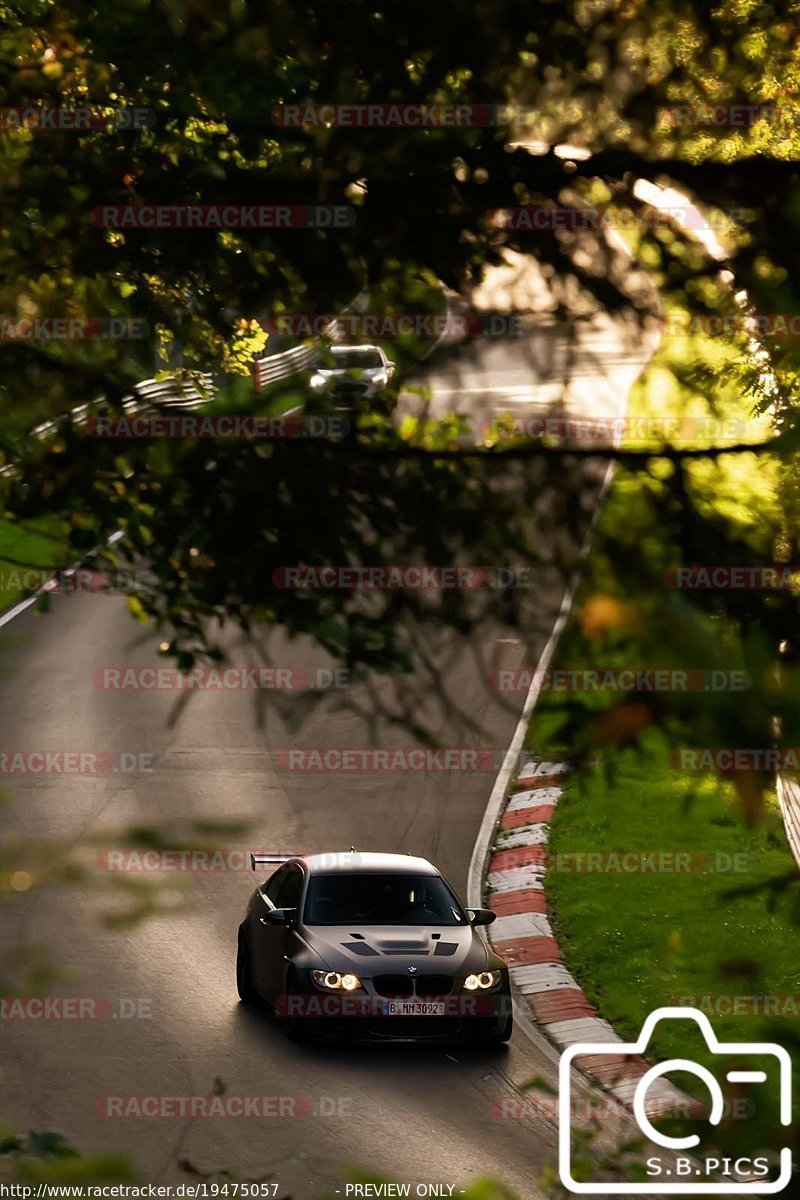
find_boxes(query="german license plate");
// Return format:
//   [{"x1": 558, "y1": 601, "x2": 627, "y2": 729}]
[{"x1": 382, "y1": 999, "x2": 446, "y2": 1017}]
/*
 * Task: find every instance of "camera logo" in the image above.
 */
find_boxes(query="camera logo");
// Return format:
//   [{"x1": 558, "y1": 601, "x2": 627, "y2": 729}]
[{"x1": 558, "y1": 1006, "x2": 791, "y2": 1193}]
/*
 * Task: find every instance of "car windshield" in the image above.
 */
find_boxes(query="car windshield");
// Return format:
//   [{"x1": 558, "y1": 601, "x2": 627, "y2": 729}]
[
  {"x1": 331, "y1": 348, "x2": 382, "y2": 369},
  {"x1": 304, "y1": 872, "x2": 467, "y2": 926}
]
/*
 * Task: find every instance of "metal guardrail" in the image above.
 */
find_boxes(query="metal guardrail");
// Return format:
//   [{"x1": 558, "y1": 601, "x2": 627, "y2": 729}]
[
  {"x1": 776, "y1": 774, "x2": 800, "y2": 869},
  {"x1": 133, "y1": 372, "x2": 215, "y2": 410},
  {"x1": 0, "y1": 293, "x2": 368, "y2": 477},
  {"x1": 251, "y1": 312, "x2": 354, "y2": 392},
  {"x1": 252, "y1": 341, "x2": 319, "y2": 392}
]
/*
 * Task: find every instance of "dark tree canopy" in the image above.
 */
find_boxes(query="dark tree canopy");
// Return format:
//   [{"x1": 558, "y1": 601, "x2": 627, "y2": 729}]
[{"x1": 0, "y1": 0, "x2": 799, "y2": 783}]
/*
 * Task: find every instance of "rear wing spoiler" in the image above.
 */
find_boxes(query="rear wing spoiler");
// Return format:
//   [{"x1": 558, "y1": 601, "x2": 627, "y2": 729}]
[
  {"x1": 250, "y1": 847, "x2": 359, "y2": 871},
  {"x1": 250, "y1": 853, "x2": 293, "y2": 871}
]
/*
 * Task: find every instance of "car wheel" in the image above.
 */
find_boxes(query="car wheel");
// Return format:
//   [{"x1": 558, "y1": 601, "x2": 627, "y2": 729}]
[
  {"x1": 284, "y1": 968, "x2": 309, "y2": 1042},
  {"x1": 483, "y1": 1011, "x2": 513, "y2": 1045},
  {"x1": 236, "y1": 925, "x2": 258, "y2": 1004}
]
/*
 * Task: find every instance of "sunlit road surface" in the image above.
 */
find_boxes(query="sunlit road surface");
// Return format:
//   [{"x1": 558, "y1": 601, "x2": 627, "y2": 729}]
[
  {"x1": 0, "y1": 251, "x2": 659, "y2": 1198},
  {"x1": 399, "y1": 248, "x2": 658, "y2": 440}
]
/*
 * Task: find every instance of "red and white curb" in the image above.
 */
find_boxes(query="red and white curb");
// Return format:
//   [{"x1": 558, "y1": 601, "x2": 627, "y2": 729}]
[{"x1": 486, "y1": 757, "x2": 697, "y2": 1117}]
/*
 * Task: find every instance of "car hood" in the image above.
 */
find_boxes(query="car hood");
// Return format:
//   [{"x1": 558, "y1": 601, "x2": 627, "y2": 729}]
[{"x1": 298, "y1": 923, "x2": 490, "y2": 974}]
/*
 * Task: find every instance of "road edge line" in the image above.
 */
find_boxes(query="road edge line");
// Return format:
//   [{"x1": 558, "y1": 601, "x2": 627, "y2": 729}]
[{"x1": 466, "y1": 458, "x2": 615, "y2": 1069}]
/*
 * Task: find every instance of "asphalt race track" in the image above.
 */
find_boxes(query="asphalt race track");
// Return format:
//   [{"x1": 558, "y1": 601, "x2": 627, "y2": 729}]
[{"x1": 0, "y1": 255, "x2": 657, "y2": 1198}]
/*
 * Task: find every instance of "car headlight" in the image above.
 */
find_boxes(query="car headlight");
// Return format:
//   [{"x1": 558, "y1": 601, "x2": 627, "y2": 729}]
[
  {"x1": 463, "y1": 971, "x2": 502, "y2": 991},
  {"x1": 312, "y1": 970, "x2": 363, "y2": 992},
  {"x1": 309, "y1": 374, "x2": 326, "y2": 389}
]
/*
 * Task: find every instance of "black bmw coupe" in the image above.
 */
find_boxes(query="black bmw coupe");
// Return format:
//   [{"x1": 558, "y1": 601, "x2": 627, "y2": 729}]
[{"x1": 237, "y1": 850, "x2": 512, "y2": 1044}]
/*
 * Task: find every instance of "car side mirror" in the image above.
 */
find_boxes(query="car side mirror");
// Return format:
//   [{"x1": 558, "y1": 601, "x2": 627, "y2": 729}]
[
  {"x1": 262, "y1": 907, "x2": 296, "y2": 926},
  {"x1": 385, "y1": 361, "x2": 396, "y2": 375},
  {"x1": 468, "y1": 908, "x2": 496, "y2": 927}
]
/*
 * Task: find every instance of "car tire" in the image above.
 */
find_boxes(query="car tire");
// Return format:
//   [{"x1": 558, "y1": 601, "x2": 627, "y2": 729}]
[
  {"x1": 284, "y1": 969, "x2": 309, "y2": 1042},
  {"x1": 236, "y1": 925, "x2": 258, "y2": 1004},
  {"x1": 483, "y1": 1011, "x2": 513, "y2": 1045}
]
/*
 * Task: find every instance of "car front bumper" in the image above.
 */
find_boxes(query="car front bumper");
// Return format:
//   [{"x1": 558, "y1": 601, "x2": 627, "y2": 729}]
[{"x1": 279, "y1": 971, "x2": 512, "y2": 1043}]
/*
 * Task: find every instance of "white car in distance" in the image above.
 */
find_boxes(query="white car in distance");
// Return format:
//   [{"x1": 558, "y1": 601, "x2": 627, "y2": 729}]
[{"x1": 308, "y1": 344, "x2": 396, "y2": 403}]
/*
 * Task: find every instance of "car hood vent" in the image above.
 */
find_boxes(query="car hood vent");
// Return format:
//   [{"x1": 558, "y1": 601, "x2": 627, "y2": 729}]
[
  {"x1": 375, "y1": 938, "x2": 431, "y2": 953},
  {"x1": 341, "y1": 941, "x2": 380, "y2": 956},
  {"x1": 303, "y1": 925, "x2": 484, "y2": 973}
]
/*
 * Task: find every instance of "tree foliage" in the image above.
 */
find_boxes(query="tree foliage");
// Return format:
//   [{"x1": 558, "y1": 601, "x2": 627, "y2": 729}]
[{"x1": 0, "y1": 0, "x2": 799, "y2": 772}]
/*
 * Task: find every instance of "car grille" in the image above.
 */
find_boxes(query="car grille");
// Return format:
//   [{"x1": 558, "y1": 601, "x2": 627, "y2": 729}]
[
  {"x1": 372, "y1": 974, "x2": 414, "y2": 998},
  {"x1": 414, "y1": 975, "x2": 454, "y2": 998},
  {"x1": 333, "y1": 381, "x2": 369, "y2": 396},
  {"x1": 372, "y1": 974, "x2": 454, "y2": 998}
]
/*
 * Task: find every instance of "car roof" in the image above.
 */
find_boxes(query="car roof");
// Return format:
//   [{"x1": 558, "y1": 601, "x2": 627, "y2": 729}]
[
  {"x1": 296, "y1": 851, "x2": 439, "y2": 876},
  {"x1": 332, "y1": 344, "x2": 381, "y2": 353}
]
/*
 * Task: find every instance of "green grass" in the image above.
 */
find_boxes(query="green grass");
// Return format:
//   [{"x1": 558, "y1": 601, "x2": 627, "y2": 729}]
[
  {"x1": 543, "y1": 729, "x2": 799, "y2": 1125},
  {"x1": 546, "y1": 731, "x2": 796, "y2": 1038},
  {"x1": 0, "y1": 517, "x2": 71, "y2": 612}
]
